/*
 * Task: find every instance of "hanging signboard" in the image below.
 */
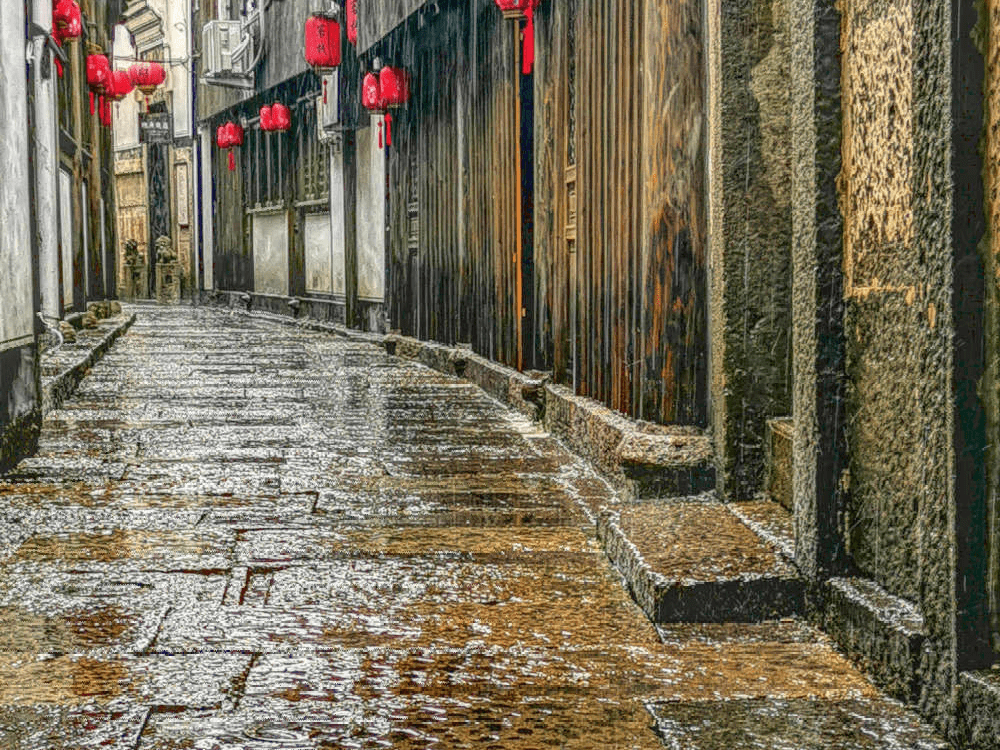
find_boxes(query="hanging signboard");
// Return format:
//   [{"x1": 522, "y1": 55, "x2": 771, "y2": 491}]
[{"x1": 139, "y1": 110, "x2": 173, "y2": 144}]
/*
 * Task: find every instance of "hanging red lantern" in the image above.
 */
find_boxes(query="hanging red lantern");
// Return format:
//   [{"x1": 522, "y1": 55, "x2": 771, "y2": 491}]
[
  {"x1": 259, "y1": 105, "x2": 273, "y2": 132},
  {"x1": 304, "y1": 16, "x2": 341, "y2": 74},
  {"x1": 271, "y1": 103, "x2": 291, "y2": 132},
  {"x1": 494, "y1": 0, "x2": 540, "y2": 74},
  {"x1": 362, "y1": 72, "x2": 385, "y2": 113},
  {"x1": 379, "y1": 67, "x2": 410, "y2": 108},
  {"x1": 345, "y1": 0, "x2": 358, "y2": 46},
  {"x1": 129, "y1": 61, "x2": 166, "y2": 96},
  {"x1": 86, "y1": 55, "x2": 111, "y2": 116},
  {"x1": 220, "y1": 122, "x2": 244, "y2": 171},
  {"x1": 108, "y1": 69, "x2": 134, "y2": 101},
  {"x1": 377, "y1": 67, "x2": 409, "y2": 149},
  {"x1": 225, "y1": 122, "x2": 244, "y2": 146},
  {"x1": 52, "y1": 0, "x2": 82, "y2": 43}
]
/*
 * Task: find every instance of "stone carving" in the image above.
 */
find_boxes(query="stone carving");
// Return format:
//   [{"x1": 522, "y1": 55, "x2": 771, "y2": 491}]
[
  {"x1": 154, "y1": 235, "x2": 181, "y2": 304},
  {"x1": 122, "y1": 239, "x2": 147, "y2": 301},
  {"x1": 155, "y1": 235, "x2": 176, "y2": 265}
]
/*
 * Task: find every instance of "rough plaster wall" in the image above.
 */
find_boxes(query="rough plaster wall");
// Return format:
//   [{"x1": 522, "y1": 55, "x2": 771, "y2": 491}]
[
  {"x1": 305, "y1": 212, "x2": 334, "y2": 294},
  {"x1": 252, "y1": 212, "x2": 290, "y2": 296},
  {"x1": 840, "y1": 0, "x2": 956, "y2": 726},
  {"x1": 716, "y1": 0, "x2": 795, "y2": 499},
  {"x1": 983, "y1": 0, "x2": 1000, "y2": 655},
  {"x1": 115, "y1": 150, "x2": 149, "y2": 289}
]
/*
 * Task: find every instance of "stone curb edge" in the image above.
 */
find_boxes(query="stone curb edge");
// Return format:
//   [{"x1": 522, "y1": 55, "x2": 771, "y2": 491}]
[{"x1": 41, "y1": 313, "x2": 137, "y2": 415}]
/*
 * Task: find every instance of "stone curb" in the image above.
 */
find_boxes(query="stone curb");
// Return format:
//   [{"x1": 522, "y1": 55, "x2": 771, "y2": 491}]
[
  {"x1": 816, "y1": 576, "x2": 927, "y2": 706},
  {"x1": 41, "y1": 313, "x2": 136, "y2": 415},
  {"x1": 597, "y1": 506, "x2": 805, "y2": 623},
  {"x1": 957, "y1": 670, "x2": 1000, "y2": 749}
]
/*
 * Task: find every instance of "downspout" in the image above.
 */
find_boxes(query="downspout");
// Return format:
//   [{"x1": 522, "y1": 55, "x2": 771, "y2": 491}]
[{"x1": 30, "y1": 0, "x2": 62, "y2": 319}]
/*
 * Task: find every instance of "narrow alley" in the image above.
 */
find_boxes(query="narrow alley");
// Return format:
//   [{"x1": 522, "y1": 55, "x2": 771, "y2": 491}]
[{"x1": 0, "y1": 307, "x2": 950, "y2": 748}]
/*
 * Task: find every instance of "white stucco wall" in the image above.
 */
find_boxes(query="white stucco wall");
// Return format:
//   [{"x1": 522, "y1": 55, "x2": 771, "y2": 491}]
[{"x1": 0, "y1": 0, "x2": 35, "y2": 350}]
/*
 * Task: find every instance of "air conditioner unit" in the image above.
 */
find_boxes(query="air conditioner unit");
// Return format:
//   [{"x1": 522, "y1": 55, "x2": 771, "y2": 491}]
[{"x1": 202, "y1": 20, "x2": 254, "y2": 78}]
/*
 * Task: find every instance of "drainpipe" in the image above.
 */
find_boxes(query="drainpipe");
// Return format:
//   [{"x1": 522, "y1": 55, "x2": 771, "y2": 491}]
[{"x1": 30, "y1": 0, "x2": 61, "y2": 319}]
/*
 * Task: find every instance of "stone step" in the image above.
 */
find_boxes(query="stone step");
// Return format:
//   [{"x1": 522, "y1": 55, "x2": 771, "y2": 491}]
[
  {"x1": 646, "y1": 696, "x2": 951, "y2": 749},
  {"x1": 765, "y1": 416, "x2": 794, "y2": 510},
  {"x1": 597, "y1": 495, "x2": 804, "y2": 622}
]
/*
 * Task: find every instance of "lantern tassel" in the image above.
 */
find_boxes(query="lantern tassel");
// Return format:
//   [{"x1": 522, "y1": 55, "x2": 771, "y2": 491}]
[
  {"x1": 323, "y1": 78, "x2": 328, "y2": 105},
  {"x1": 89, "y1": 91, "x2": 94, "y2": 116},
  {"x1": 385, "y1": 113, "x2": 392, "y2": 147},
  {"x1": 378, "y1": 120, "x2": 383, "y2": 149},
  {"x1": 228, "y1": 150, "x2": 236, "y2": 171},
  {"x1": 523, "y1": 3, "x2": 535, "y2": 75}
]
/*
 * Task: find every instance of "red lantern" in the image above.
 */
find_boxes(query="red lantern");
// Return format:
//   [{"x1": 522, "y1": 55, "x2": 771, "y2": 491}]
[
  {"x1": 129, "y1": 61, "x2": 166, "y2": 96},
  {"x1": 379, "y1": 67, "x2": 410, "y2": 108},
  {"x1": 218, "y1": 122, "x2": 243, "y2": 171},
  {"x1": 304, "y1": 16, "x2": 341, "y2": 73},
  {"x1": 362, "y1": 72, "x2": 385, "y2": 113},
  {"x1": 225, "y1": 122, "x2": 244, "y2": 147},
  {"x1": 259, "y1": 105, "x2": 273, "y2": 132},
  {"x1": 86, "y1": 55, "x2": 111, "y2": 116},
  {"x1": 346, "y1": 0, "x2": 358, "y2": 46},
  {"x1": 271, "y1": 103, "x2": 291, "y2": 132},
  {"x1": 53, "y1": 0, "x2": 82, "y2": 43},
  {"x1": 108, "y1": 69, "x2": 134, "y2": 101},
  {"x1": 494, "y1": 0, "x2": 540, "y2": 74}
]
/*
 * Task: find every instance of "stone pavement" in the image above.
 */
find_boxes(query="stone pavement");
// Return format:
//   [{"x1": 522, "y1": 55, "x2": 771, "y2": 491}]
[{"x1": 0, "y1": 307, "x2": 951, "y2": 748}]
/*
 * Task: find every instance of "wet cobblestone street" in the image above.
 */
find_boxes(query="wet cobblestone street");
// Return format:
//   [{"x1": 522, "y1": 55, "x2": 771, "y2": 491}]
[{"x1": 0, "y1": 308, "x2": 951, "y2": 748}]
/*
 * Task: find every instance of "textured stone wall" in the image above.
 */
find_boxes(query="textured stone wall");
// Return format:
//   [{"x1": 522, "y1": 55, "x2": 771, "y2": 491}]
[
  {"x1": 839, "y1": 0, "x2": 956, "y2": 726},
  {"x1": 712, "y1": 0, "x2": 795, "y2": 500},
  {"x1": 983, "y1": 0, "x2": 1000, "y2": 660}
]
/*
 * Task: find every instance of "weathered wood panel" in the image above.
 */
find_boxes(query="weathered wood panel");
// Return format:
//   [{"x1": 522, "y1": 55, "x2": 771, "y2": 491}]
[
  {"x1": 381, "y1": 0, "x2": 522, "y2": 369},
  {"x1": 357, "y1": 0, "x2": 429, "y2": 53},
  {"x1": 377, "y1": 0, "x2": 705, "y2": 424}
]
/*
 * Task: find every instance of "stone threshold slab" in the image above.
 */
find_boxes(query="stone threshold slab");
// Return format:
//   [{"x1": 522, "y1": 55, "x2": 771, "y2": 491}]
[
  {"x1": 645, "y1": 696, "x2": 951, "y2": 749},
  {"x1": 596, "y1": 497, "x2": 805, "y2": 623}
]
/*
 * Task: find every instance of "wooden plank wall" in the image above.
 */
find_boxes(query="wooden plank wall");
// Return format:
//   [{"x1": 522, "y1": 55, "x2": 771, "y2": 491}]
[
  {"x1": 384, "y1": 1, "x2": 522, "y2": 369},
  {"x1": 533, "y1": 0, "x2": 707, "y2": 425},
  {"x1": 383, "y1": 0, "x2": 707, "y2": 425}
]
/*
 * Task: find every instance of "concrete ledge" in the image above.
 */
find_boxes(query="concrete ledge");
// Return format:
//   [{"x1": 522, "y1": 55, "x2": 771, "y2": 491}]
[
  {"x1": 957, "y1": 670, "x2": 1000, "y2": 749},
  {"x1": 41, "y1": 313, "x2": 136, "y2": 414},
  {"x1": 544, "y1": 383, "x2": 714, "y2": 498},
  {"x1": 597, "y1": 501, "x2": 804, "y2": 623},
  {"x1": 819, "y1": 576, "x2": 927, "y2": 704}
]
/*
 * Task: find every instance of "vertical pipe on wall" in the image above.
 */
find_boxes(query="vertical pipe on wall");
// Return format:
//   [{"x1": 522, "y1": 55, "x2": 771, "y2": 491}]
[{"x1": 32, "y1": 0, "x2": 62, "y2": 319}]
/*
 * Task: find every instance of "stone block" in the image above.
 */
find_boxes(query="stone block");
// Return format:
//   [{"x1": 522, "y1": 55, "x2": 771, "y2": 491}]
[
  {"x1": 122, "y1": 263, "x2": 147, "y2": 301},
  {"x1": 820, "y1": 576, "x2": 926, "y2": 703},
  {"x1": 765, "y1": 417, "x2": 794, "y2": 509},
  {"x1": 155, "y1": 262, "x2": 181, "y2": 304},
  {"x1": 597, "y1": 499, "x2": 804, "y2": 623}
]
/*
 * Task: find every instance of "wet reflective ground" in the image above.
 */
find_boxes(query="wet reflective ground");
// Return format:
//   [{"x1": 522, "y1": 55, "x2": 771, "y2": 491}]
[{"x1": 0, "y1": 307, "x2": 948, "y2": 748}]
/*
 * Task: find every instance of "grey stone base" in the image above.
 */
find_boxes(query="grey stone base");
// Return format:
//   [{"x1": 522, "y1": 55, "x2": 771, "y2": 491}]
[
  {"x1": 817, "y1": 577, "x2": 926, "y2": 704},
  {"x1": 956, "y1": 670, "x2": 1000, "y2": 750},
  {"x1": 646, "y1": 697, "x2": 951, "y2": 749}
]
